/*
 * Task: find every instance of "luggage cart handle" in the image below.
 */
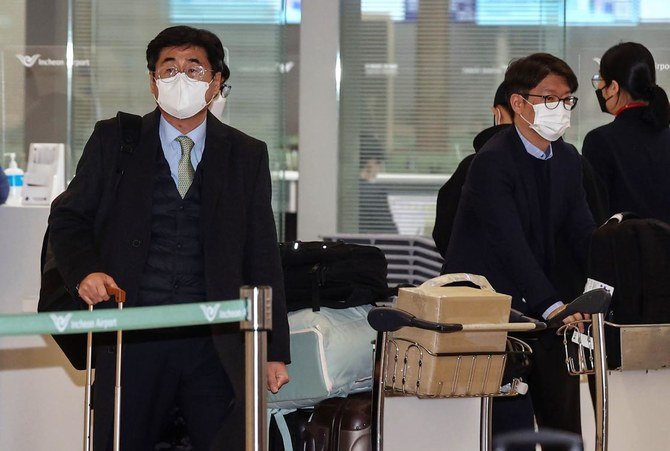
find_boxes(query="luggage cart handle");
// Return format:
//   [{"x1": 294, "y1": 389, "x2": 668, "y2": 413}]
[
  {"x1": 367, "y1": 307, "x2": 546, "y2": 333},
  {"x1": 368, "y1": 307, "x2": 462, "y2": 333},
  {"x1": 509, "y1": 309, "x2": 546, "y2": 329},
  {"x1": 547, "y1": 288, "x2": 612, "y2": 328}
]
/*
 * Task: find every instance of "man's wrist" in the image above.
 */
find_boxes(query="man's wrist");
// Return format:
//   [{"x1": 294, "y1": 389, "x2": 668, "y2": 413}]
[{"x1": 542, "y1": 301, "x2": 565, "y2": 320}]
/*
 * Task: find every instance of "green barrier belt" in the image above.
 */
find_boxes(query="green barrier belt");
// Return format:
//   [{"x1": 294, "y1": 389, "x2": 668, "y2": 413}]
[{"x1": 0, "y1": 300, "x2": 249, "y2": 337}]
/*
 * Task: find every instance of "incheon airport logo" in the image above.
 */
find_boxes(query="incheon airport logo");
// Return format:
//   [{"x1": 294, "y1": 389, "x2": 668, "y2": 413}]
[
  {"x1": 16, "y1": 54, "x2": 41, "y2": 68},
  {"x1": 50, "y1": 313, "x2": 73, "y2": 333},
  {"x1": 200, "y1": 302, "x2": 247, "y2": 322},
  {"x1": 15, "y1": 53, "x2": 90, "y2": 68},
  {"x1": 200, "y1": 303, "x2": 221, "y2": 322},
  {"x1": 49, "y1": 312, "x2": 117, "y2": 332}
]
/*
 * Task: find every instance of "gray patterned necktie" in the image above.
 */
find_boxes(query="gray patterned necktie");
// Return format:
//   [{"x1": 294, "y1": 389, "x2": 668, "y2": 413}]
[{"x1": 175, "y1": 135, "x2": 195, "y2": 198}]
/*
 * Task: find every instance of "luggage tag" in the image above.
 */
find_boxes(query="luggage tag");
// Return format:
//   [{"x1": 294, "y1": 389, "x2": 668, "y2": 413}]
[
  {"x1": 583, "y1": 278, "x2": 614, "y2": 296},
  {"x1": 571, "y1": 330, "x2": 594, "y2": 350}
]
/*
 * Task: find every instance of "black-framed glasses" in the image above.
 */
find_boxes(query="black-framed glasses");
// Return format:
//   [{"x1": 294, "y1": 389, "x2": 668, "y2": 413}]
[
  {"x1": 154, "y1": 63, "x2": 215, "y2": 82},
  {"x1": 525, "y1": 93, "x2": 579, "y2": 111},
  {"x1": 591, "y1": 73, "x2": 604, "y2": 90}
]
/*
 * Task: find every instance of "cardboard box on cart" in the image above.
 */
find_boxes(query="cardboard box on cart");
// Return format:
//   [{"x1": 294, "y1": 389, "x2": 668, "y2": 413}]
[{"x1": 387, "y1": 274, "x2": 512, "y2": 397}]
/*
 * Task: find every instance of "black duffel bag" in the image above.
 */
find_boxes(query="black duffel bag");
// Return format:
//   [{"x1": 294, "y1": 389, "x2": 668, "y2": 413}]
[{"x1": 280, "y1": 241, "x2": 389, "y2": 312}]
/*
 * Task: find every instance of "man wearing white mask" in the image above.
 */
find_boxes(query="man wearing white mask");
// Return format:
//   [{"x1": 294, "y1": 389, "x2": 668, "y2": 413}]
[
  {"x1": 48, "y1": 26, "x2": 290, "y2": 450},
  {"x1": 443, "y1": 53, "x2": 595, "y2": 448}
]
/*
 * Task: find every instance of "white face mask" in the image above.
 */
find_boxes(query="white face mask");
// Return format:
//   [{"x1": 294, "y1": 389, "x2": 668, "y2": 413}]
[
  {"x1": 154, "y1": 73, "x2": 214, "y2": 119},
  {"x1": 208, "y1": 94, "x2": 227, "y2": 120},
  {"x1": 520, "y1": 97, "x2": 571, "y2": 142}
]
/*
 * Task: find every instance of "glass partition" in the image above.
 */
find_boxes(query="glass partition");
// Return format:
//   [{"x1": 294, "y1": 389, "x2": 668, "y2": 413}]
[{"x1": 339, "y1": 0, "x2": 670, "y2": 235}]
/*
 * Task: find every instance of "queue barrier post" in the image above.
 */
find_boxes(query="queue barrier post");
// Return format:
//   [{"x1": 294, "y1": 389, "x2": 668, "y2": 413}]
[{"x1": 240, "y1": 286, "x2": 272, "y2": 451}]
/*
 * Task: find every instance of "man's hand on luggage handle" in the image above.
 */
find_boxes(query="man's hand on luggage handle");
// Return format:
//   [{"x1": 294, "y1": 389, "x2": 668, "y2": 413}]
[
  {"x1": 548, "y1": 305, "x2": 591, "y2": 333},
  {"x1": 267, "y1": 361, "x2": 290, "y2": 394},
  {"x1": 77, "y1": 272, "x2": 120, "y2": 305}
]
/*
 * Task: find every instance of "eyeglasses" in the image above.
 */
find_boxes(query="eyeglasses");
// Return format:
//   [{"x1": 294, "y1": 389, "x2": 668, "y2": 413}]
[
  {"x1": 524, "y1": 93, "x2": 579, "y2": 111},
  {"x1": 591, "y1": 73, "x2": 604, "y2": 90},
  {"x1": 155, "y1": 63, "x2": 215, "y2": 82}
]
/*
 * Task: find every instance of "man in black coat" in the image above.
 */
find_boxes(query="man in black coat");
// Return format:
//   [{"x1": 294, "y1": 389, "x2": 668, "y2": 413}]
[
  {"x1": 433, "y1": 83, "x2": 608, "y2": 260},
  {"x1": 443, "y1": 54, "x2": 596, "y2": 444},
  {"x1": 48, "y1": 26, "x2": 290, "y2": 450}
]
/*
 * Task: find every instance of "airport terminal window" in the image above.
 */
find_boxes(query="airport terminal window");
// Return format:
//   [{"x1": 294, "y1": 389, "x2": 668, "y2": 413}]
[
  {"x1": 338, "y1": 0, "x2": 670, "y2": 235},
  {"x1": 0, "y1": 0, "x2": 292, "y2": 237}
]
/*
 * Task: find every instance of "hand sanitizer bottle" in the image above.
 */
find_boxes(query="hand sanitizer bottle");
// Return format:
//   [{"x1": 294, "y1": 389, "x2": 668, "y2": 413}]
[{"x1": 4, "y1": 153, "x2": 24, "y2": 206}]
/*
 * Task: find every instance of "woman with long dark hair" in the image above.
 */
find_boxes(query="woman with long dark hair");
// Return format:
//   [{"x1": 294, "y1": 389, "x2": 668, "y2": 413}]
[{"x1": 583, "y1": 42, "x2": 670, "y2": 223}]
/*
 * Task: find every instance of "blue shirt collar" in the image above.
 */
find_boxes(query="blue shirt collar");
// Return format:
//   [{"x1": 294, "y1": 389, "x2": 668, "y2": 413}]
[
  {"x1": 515, "y1": 126, "x2": 553, "y2": 160},
  {"x1": 159, "y1": 114, "x2": 207, "y2": 146},
  {"x1": 158, "y1": 115, "x2": 207, "y2": 185}
]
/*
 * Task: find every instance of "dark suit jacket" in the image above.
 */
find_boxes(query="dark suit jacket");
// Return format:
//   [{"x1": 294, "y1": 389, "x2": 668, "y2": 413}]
[
  {"x1": 48, "y1": 109, "x2": 290, "y2": 362},
  {"x1": 582, "y1": 106, "x2": 670, "y2": 224},
  {"x1": 433, "y1": 124, "x2": 511, "y2": 257},
  {"x1": 443, "y1": 126, "x2": 595, "y2": 316}
]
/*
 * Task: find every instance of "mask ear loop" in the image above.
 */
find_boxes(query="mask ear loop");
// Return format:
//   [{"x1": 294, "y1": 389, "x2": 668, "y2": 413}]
[
  {"x1": 205, "y1": 89, "x2": 218, "y2": 108},
  {"x1": 518, "y1": 96, "x2": 536, "y2": 128},
  {"x1": 204, "y1": 77, "x2": 223, "y2": 108}
]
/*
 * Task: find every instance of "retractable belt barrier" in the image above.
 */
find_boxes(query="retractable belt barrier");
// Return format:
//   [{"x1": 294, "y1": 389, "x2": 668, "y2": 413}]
[
  {"x1": 0, "y1": 287, "x2": 272, "y2": 451},
  {"x1": 0, "y1": 300, "x2": 248, "y2": 336}
]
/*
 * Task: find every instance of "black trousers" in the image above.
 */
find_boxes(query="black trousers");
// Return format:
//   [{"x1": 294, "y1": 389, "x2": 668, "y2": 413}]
[
  {"x1": 492, "y1": 331, "x2": 581, "y2": 451},
  {"x1": 92, "y1": 328, "x2": 234, "y2": 451},
  {"x1": 209, "y1": 327, "x2": 247, "y2": 451},
  {"x1": 528, "y1": 332, "x2": 581, "y2": 434}
]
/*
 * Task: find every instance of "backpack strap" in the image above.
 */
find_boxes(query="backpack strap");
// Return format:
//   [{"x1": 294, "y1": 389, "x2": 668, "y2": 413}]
[
  {"x1": 267, "y1": 408, "x2": 297, "y2": 451},
  {"x1": 112, "y1": 111, "x2": 142, "y2": 192},
  {"x1": 116, "y1": 111, "x2": 142, "y2": 157}
]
